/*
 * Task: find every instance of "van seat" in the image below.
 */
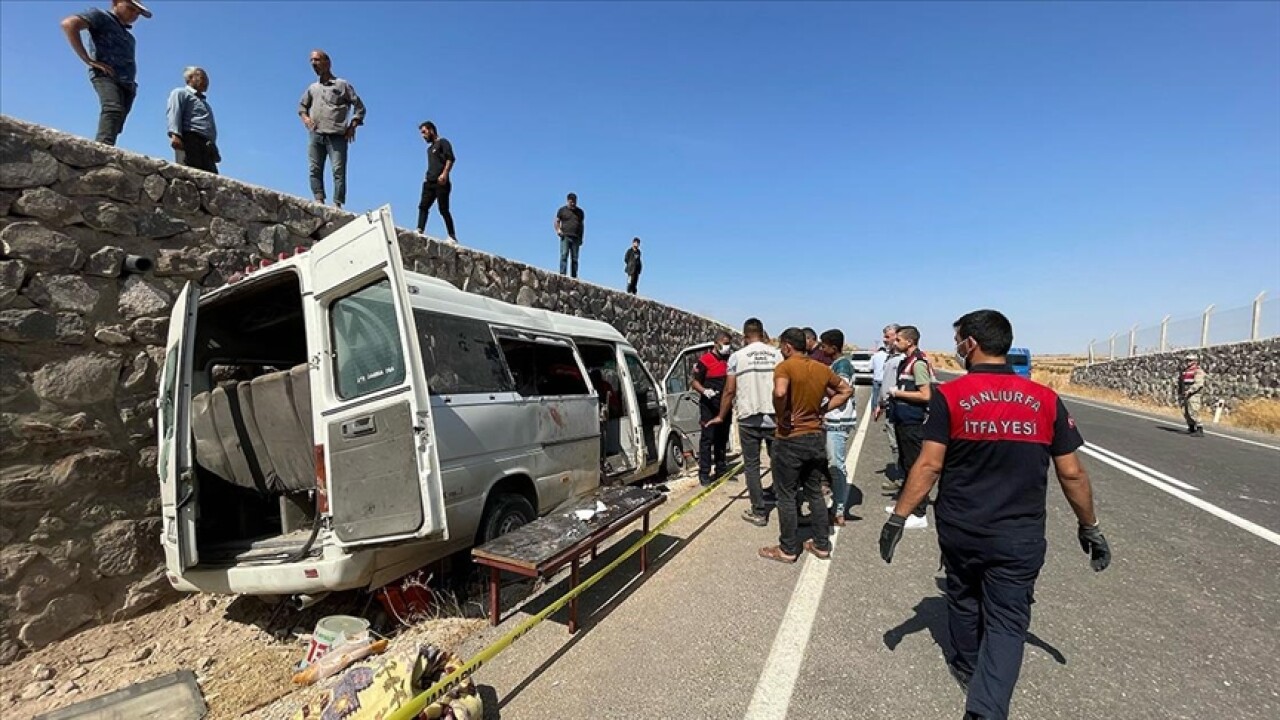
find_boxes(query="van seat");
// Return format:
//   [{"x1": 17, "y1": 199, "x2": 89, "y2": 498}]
[
  {"x1": 208, "y1": 384, "x2": 272, "y2": 493},
  {"x1": 191, "y1": 389, "x2": 235, "y2": 484},
  {"x1": 235, "y1": 380, "x2": 284, "y2": 493},
  {"x1": 248, "y1": 365, "x2": 315, "y2": 493}
]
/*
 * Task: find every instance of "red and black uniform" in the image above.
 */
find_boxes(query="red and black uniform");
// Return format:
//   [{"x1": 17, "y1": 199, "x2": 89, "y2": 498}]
[
  {"x1": 890, "y1": 350, "x2": 932, "y2": 516},
  {"x1": 693, "y1": 350, "x2": 730, "y2": 485},
  {"x1": 924, "y1": 363, "x2": 1083, "y2": 720}
]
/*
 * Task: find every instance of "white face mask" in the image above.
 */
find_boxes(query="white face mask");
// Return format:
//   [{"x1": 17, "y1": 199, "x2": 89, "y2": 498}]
[
  {"x1": 716, "y1": 343, "x2": 731, "y2": 356},
  {"x1": 955, "y1": 338, "x2": 973, "y2": 369}
]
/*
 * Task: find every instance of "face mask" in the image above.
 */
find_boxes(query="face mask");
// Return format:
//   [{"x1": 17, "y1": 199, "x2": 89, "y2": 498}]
[
  {"x1": 955, "y1": 338, "x2": 973, "y2": 369},
  {"x1": 716, "y1": 343, "x2": 731, "y2": 356}
]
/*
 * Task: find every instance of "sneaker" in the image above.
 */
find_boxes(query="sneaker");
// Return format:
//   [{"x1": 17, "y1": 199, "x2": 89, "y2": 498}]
[
  {"x1": 881, "y1": 479, "x2": 902, "y2": 492},
  {"x1": 446, "y1": 236, "x2": 459, "y2": 244},
  {"x1": 830, "y1": 510, "x2": 846, "y2": 527},
  {"x1": 742, "y1": 510, "x2": 768, "y2": 527},
  {"x1": 803, "y1": 538, "x2": 831, "y2": 560},
  {"x1": 904, "y1": 514, "x2": 929, "y2": 529},
  {"x1": 885, "y1": 504, "x2": 897, "y2": 514}
]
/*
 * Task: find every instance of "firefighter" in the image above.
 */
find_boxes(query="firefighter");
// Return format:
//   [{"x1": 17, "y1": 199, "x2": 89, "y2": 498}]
[
  {"x1": 691, "y1": 331, "x2": 733, "y2": 486},
  {"x1": 1179, "y1": 353, "x2": 1206, "y2": 437},
  {"x1": 880, "y1": 309, "x2": 1111, "y2": 720}
]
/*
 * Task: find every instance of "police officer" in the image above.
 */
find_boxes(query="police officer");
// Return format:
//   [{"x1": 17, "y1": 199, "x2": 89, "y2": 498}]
[
  {"x1": 883, "y1": 325, "x2": 932, "y2": 527},
  {"x1": 879, "y1": 309, "x2": 1112, "y2": 720},
  {"x1": 1179, "y1": 353, "x2": 1207, "y2": 437},
  {"x1": 691, "y1": 331, "x2": 733, "y2": 486}
]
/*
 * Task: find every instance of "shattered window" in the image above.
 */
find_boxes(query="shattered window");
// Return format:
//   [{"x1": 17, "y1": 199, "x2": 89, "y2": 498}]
[{"x1": 413, "y1": 311, "x2": 512, "y2": 395}]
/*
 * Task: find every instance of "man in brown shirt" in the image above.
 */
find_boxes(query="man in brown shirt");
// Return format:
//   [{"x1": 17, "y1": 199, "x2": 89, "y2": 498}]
[{"x1": 760, "y1": 327, "x2": 853, "y2": 563}]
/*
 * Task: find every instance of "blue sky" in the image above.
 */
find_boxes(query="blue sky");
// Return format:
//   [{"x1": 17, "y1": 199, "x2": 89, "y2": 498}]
[{"x1": 2, "y1": 1, "x2": 1278, "y2": 354}]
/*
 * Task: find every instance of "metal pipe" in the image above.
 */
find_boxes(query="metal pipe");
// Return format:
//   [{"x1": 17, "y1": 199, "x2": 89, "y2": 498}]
[
  {"x1": 122, "y1": 254, "x2": 154, "y2": 273},
  {"x1": 290, "y1": 592, "x2": 330, "y2": 611}
]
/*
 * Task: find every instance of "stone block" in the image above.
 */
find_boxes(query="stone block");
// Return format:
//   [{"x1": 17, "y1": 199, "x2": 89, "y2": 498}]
[
  {"x1": 256, "y1": 223, "x2": 291, "y2": 257},
  {"x1": 18, "y1": 593, "x2": 96, "y2": 648},
  {"x1": 0, "y1": 222, "x2": 84, "y2": 269},
  {"x1": 48, "y1": 138, "x2": 112, "y2": 168},
  {"x1": 129, "y1": 316, "x2": 168, "y2": 344},
  {"x1": 92, "y1": 324, "x2": 131, "y2": 345},
  {"x1": 0, "y1": 309, "x2": 57, "y2": 343},
  {"x1": 202, "y1": 184, "x2": 273, "y2": 222},
  {"x1": 155, "y1": 248, "x2": 209, "y2": 279},
  {"x1": 25, "y1": 274, "x2": 101, "y2": 314},
  {"x1": 56, "y1": 313, "x2": 89, "y2": 344},
  {"x1": 80, "y1": 200, "x2": 137, "y2": 235},
  {"x1": 0, "y1": 133, "x2": 59, "y2": 188},
  {"x1": 143, "y1": 173, "x2": 167, "y2": 202},
  {"x1": 12, "y1": 187, "x2": 81, "y2": 225},
  {"x1": 0, "y1": 259, "x2": 26, "y2": 307},
  {"x1": 93, "y1": 519, "x2": 159, "y2": 577},
  {"x1": 136, "y1": 208, "x2": 190, "y2": 238},
  {"x1": 84, "y1": 246, "x2": 125, "y2": 277},
  {"x1": 118, "y1": 276, "x2": 171, "y2": 319},
  {"x1": 32, "y1": 354, "x2": 123, "y2": 406},
  {"x1": 122, "y1": 351, "x2": 154, "y2": 393},
  {"x1": 163, "y1": 178, "x2": 201, "y2": 214},
  {"x1": 64, "y1": 166, "x2": 142, "y2": 203}
]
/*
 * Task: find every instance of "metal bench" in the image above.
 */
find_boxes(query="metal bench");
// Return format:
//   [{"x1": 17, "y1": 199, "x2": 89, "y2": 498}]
[{"x1": 471, "y1": 485, "x2": 666, "y2": 633}]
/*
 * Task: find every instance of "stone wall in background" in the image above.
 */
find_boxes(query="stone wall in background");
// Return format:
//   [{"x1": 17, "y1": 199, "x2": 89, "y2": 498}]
[
  {"x1": 1069, "y1": 338, "x2": 1280, "y2": 409},
  {"x1": 0, "y1": 115, "x2": 732, "y2": 664}
]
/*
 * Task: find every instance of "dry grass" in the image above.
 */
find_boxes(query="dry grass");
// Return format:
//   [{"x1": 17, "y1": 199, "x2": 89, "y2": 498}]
[{"x1": 1231, "y1": 398, "x2": 1280, "y2": 434}]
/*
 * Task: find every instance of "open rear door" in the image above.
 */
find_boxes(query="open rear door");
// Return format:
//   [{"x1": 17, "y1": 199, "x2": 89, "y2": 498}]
[
  {"x1": 307, "y1": 206, "x2": 448, "y2": 547},
  {"x1": 158, "y1": 282, "x2": 199, "y2": 572},
  {"x1": 662, "y1": 342, "x2": 713, "y2": 452}
]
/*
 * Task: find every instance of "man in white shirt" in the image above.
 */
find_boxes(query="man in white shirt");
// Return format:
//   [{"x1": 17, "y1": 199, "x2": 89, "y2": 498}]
[
  {"x1": 872, "y1": 324, "x2": 903, "y2": 493},
  {"x1": 870, "y1": 323, "x2": 898, "y2": 410},
  {"x1": 707, "y1": 318, "x2": 782, "y2": 526}
]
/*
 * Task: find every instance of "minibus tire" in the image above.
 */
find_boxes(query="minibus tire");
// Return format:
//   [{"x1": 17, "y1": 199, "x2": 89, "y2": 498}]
[
  {"x1": 479, "y1": 493, "x2": 536, "y2": 544},
  {"x1": 662, "y1": 436, "x2": 685, "y2": 476}
]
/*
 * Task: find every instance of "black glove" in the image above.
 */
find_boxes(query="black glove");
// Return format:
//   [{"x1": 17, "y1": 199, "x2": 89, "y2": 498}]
[
  {"x1": 1078, "y1": 523, "x2": 1111, "y2": 572},
  {"x1": 879, "y1": 514, "x2": 906, "y2": 564}
]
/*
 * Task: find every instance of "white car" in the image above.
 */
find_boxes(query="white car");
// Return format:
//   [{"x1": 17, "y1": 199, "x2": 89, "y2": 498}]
[{"x1": 848, "y1": 351, "x2": 874, "y2": 384}]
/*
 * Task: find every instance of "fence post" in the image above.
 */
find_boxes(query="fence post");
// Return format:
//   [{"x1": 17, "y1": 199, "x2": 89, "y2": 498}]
[
  {"x1": 1108, "y1": 333, "x2": 1116, "y2": 361},
  {"x1": 1252, "y1": 291, "x2": 1267, "y2": 341},
  {"x1": 1159, "y1": 315, "x2": 1170, "y2": 352},
  {"x1": 1200, "y1": 304, "x2": 1214, "y2": 348},
  {"x1": 1088, "y1": 340, "x2": 1095, "y2": 365},
  {"x1": 1129, "y1": 324, "x2": 1138, "y2": 357}
]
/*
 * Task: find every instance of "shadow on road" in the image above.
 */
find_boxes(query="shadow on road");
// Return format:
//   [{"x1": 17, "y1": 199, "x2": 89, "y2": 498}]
[
  {"x1": 1157, "y1": 425, "x2": 1193, "y2": 436},
  {"x1": 882, "y1": 581, "x2": 1067, "y2": 667}
]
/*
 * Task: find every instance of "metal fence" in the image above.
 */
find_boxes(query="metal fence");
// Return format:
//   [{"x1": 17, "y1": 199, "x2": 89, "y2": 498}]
[{"x1": 1087, "y1": 291, "x2": 1278, "y2": 363}]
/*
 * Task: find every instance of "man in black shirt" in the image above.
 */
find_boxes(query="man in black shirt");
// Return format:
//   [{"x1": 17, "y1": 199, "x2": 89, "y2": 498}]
[
  {"x1": 624, "y1": 237, "x2": 642, "y2": 294},
  {"x1": 555, "y1": 193, "x2": 585, "y2": 278},
  {"x1": 880, "y1": 309, "x2": 1111, "y2": 720},
  {"x1": 416, "y1": 121, "x2": 457, "y2": 243}
]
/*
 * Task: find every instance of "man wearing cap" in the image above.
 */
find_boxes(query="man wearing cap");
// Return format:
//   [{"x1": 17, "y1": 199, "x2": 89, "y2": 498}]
[
  {"x1": 1178, "y1": 354, "x2": 1207, "y2": 437},
  {"x1": 166, "y1": 67, "x2": 219, "y2": 173},
  {"x1": 60, "y1": 0, "x2": 152, "y2": 146}
]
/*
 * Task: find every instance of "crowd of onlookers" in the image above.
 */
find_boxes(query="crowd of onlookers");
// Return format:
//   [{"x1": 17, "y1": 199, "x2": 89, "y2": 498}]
[{"x1": 60, "y1": 0, "x2": 646, "y2": 293}]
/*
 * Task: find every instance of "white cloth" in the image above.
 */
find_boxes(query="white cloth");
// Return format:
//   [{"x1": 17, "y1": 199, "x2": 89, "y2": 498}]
[{"x1": 871, "y1": 348, "x2": 889, "y2": 382}]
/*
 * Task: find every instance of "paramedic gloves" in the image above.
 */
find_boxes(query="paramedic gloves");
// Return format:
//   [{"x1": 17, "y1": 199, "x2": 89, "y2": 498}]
[
  {"x1": 702, "y1": 388, "x2": 718, "y2": 399},
  {"x1": 879, "y1": 514, "x2": 906, "y2": 564},
  {"x1": 1078, "y1": 522, "x2": 1112, "y2": 572}
]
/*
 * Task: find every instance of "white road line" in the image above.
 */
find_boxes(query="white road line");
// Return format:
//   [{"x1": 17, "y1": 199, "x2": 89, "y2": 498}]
[
  {"x1": 1083, "y1": 443, "x2": 1200, "y2": 492},
  {"x1": 743, "y1": 412, "x2": 871, "y2": 720},
  {"x1": 1078, "y1": 445, "x2": 1280, "y2": 547},
  {"x1": 1064, "y1": 396, "x2": 1280, "y2": 452}
]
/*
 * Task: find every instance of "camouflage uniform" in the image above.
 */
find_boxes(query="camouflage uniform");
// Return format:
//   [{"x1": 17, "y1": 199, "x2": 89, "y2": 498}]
[{"x1": 1178, "y1": 354, "x2": 1206, "y2": 437}]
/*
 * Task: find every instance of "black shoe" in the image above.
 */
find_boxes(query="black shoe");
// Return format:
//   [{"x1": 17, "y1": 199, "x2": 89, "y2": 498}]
[
  {"x1": 1193, "y1": 427, "x2": 1205, "y2": 437},
  {"x1": 742, "y1": 510, "x2": 768, "y2": 527}
]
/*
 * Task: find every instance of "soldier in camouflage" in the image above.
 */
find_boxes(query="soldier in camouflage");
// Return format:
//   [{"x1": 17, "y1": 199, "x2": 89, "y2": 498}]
[{"x1": 1178, "y1": 353, "x2": 1206, "y2": 437}]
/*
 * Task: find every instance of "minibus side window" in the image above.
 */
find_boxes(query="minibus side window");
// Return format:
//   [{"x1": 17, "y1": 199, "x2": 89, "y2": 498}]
[
  {"x1": 497, "y1": 337, "x2": 590, "y2": 397},
  {"x1": 330, "y1": 280, "x2": 406, "y2": 399},
  {"x1": 414, "y1": 312, "x2": 513, "y2": 394}
]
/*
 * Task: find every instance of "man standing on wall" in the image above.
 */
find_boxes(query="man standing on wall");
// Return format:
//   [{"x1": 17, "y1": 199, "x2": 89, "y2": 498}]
[
  {"x1": 60, "y1": 0, "x2": 152, "y2": 146},
  {"x1": 691, "y1": 331, "x2": 733, "y2": 486},
  {"x1": 1178, "y1": 353, "x2": 1207, "y2": 437},
  {"x1": 416, "y1": 121, "x2": 458, "y2": 243},
  {"x1": 299, "y1": 50, "x2": 365, "y2": 210},
  {"x1": 555, "y1": 193, "x2": 585, "y2": 278},
  {"x1": 166, "y1": 67, "x2": 219, "y2": 173},
  {"x1": 707, "y1": 318, "x2": 783, "y2": 526},
  {"x1": 759, "y1": 328, "x2": 852, "y2": 563},
  {"x1": 624, "y1": 238, "x2": 642, "y2": 294}
]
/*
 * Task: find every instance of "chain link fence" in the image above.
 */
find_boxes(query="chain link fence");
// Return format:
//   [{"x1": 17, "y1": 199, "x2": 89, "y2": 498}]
[{"x1": 1087, "y1": 292, "x2": 1278, "y2": 363}]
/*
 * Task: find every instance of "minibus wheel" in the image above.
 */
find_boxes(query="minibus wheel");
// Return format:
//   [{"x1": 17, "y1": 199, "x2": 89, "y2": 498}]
[
  {"x1": 479, "y1": 493, "x2": 536, "y2": 543},
  {"x1": 662, "y1": 436, "x2": 685, "y2": 476}
]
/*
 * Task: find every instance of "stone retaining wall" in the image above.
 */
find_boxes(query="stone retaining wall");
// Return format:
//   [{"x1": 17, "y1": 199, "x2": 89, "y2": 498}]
[
  {"x1": 1069, "y1": 338, "x2": 1280, "y2": 409},
  {"x1": 0, "y1": 115, "x2": 732, "y2": 664}
]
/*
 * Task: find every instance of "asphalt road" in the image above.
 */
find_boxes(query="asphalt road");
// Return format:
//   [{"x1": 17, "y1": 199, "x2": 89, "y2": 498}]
[{"x1": 464, "y1": 384, "x2": 1280, "y2": 720}]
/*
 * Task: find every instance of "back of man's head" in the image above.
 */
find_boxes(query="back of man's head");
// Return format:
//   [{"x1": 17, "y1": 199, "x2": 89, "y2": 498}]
[
  {"x1": 820, "y1": 329, "x2": 844, "y2": 350},
  {"x1": 743, "y1": 317, "x2": 765, "y2": 340},
  {"x1": 780, "y1": 327, "x2": 808, "y2": 353},
  {"x1": 898, "y1": 326, "x2": 921, "y2": 346},
  {"x1": 953, "y1": 309, "x2": 1013, "y2": 357}
]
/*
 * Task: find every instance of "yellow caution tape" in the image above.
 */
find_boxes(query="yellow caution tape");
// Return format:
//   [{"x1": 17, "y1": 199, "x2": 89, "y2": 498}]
[{"x1": 386, "y1": 462, "x2": 745, "y2": 720}]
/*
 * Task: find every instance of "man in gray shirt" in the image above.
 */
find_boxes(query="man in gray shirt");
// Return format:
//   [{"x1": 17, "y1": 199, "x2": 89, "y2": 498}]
[
  {"x1": 166, "y1": 66, "x2": 218, "y2": 173},
  {"x1": 298, "y1": 50, "x2": 365, "y2": 209}
]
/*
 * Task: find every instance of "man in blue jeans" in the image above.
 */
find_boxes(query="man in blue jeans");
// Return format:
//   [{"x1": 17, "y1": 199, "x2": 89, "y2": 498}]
[
  {"x1": 60, "y1": 0, "x2": 152, "y2": 146},
  {"x1": 299, "y1": 50, "x2": 366, "y2": 209},
  {"x1": 554, "y1": 193, "x2": 585, "y2": 277},
  {"x1": 819, "y1": 329, "x2": 858, "y2": 525}
]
